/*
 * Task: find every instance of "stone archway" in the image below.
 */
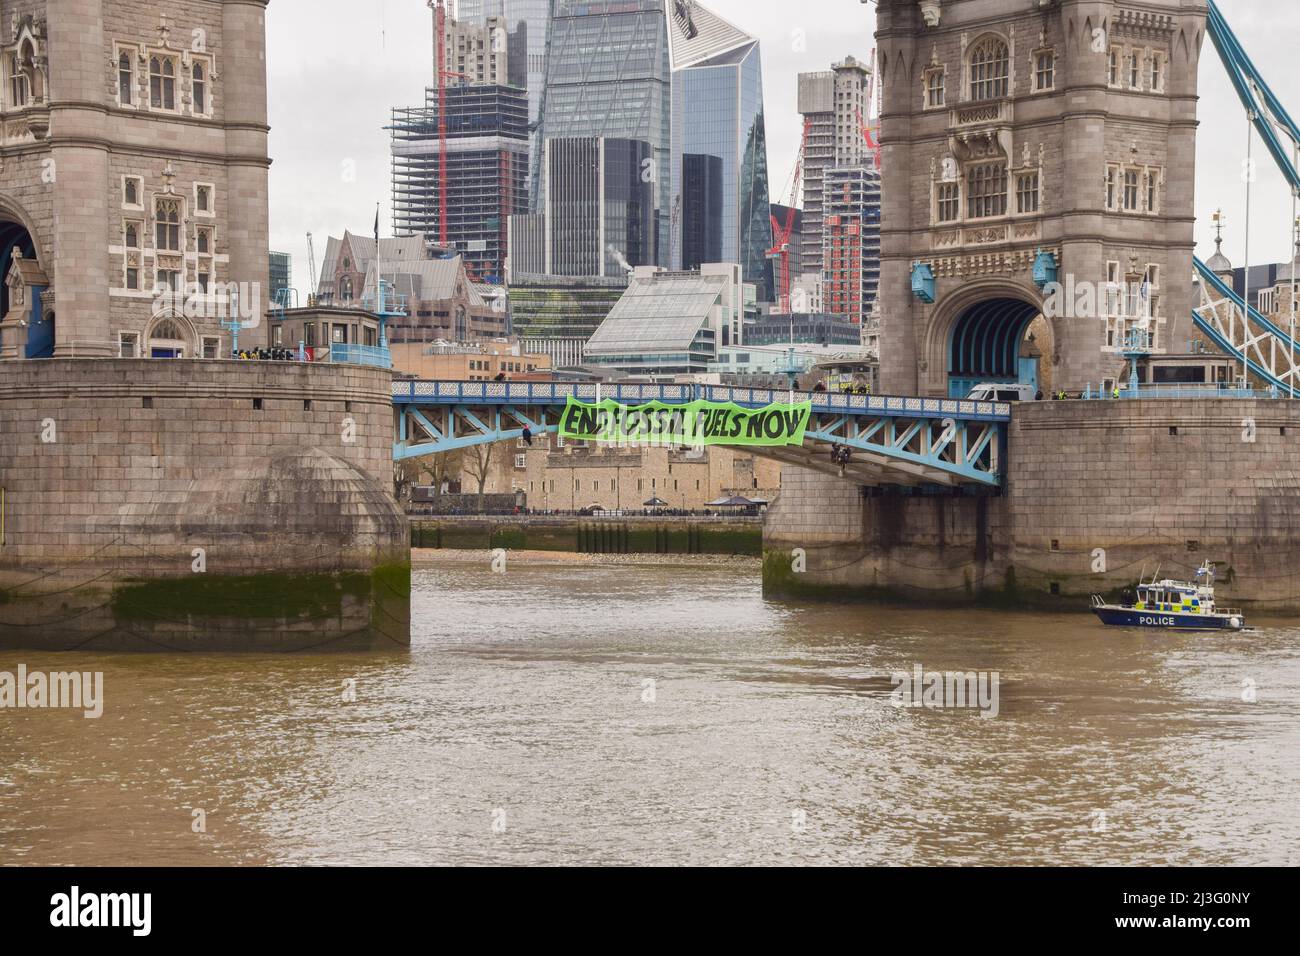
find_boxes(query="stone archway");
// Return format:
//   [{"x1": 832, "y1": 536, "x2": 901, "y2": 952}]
[
  {"x1": 947, "y1": 297, "x2": 1041, "y2": 397},
  {"x1": 146, "y1": 313, "x2": 197, "y2": 358},
  {"x1": 0, "y1": 196, "x2": 47, "y2": 359},
  {"x1": 921, "y1": 278, "x2": 1057, "y2": 397}
]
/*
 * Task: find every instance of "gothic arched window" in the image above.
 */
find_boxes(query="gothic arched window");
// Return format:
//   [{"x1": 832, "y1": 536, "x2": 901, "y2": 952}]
[
  {"x1": 152, "y1": 319, "x2": 184, "y2": 341},
  {"x1": 192, "y1": 62, "x2": 206, "y2": 114},
  {"x1": 968, "y1": 36, "x2": 1010, "y2": 101},
  {"x1": 155, "y1": 198, "x2": 180, "y2": 251},
  {"x1": 118, "y1": 52, "x2": 134, "y2": 105},
  {"x1": 150, "y1": 55, "x2": 176, "y2": 110}
]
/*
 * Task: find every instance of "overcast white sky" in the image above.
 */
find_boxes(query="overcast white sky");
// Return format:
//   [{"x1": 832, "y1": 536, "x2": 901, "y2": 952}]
[{"x1": 267, "y1": 0, "x2": 1299, "y2": 296}]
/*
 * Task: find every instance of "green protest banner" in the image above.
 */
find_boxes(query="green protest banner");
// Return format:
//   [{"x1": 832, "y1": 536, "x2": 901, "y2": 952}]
[{"x1": 557, "y1": 396, "x2": 811, "y2": 447}]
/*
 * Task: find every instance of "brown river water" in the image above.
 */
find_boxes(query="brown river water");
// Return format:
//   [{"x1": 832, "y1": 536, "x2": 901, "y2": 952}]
[{"x1": 2, "y1": 558, "x2": 1297, "y2": 866}]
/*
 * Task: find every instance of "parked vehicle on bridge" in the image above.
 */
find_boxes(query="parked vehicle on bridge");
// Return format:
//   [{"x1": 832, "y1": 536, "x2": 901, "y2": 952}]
[
  {"x1": 965, "y1": 382, "x2": 1038, "y2": 403},
  {"x1": 1090, "y1": 562, "x2": 1246, "y2": 631}
]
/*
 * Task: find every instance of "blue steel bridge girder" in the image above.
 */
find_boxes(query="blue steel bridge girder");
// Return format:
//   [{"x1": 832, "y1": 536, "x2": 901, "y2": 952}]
[
  {"x1": 1206, "y1": 1, "x2": 1300, "y2": 195},
  {"x1": 391, "y1": 381, "x2": 1010, "y2": 487}
]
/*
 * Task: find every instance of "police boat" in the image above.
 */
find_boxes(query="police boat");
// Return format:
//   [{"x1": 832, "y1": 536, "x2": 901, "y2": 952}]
[{"x1": 1090, "y1": 562, "x2": 1245, "y2": 631}]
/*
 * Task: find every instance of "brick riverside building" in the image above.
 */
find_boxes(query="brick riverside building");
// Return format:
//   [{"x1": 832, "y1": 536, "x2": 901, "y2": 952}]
[
  {"x1": 316, "y1": 231, "x2": 509, "y2": 344},
  {"x1": 0, "y1": 0, "x2": 271, "y2": 360}
]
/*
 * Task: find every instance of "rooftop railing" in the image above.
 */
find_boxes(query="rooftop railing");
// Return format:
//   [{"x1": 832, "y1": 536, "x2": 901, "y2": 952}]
[{"x1": 330, "y1": 343, "x2": 392, "y2": 370}]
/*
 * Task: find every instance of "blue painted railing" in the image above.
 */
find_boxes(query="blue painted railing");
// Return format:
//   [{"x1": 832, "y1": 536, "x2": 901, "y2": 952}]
[
  {"x1": 332, "y1": 343, "x2": 392, "y2": 369},
  {"x1": 390, "y1": 380, "x2": 1013, "y2": 423},
  {"x1": 1117, "y1": 384, "x2": 1267, "y2": 400}
]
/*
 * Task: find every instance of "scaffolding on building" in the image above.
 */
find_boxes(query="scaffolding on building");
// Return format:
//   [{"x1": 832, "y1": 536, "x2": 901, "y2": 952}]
[
  {"x1": 822, "y1": 165, "x2": 882, "y2": 321},
  {"x1": 389, "y1": 84, "x2": 530, "y2": 285}
]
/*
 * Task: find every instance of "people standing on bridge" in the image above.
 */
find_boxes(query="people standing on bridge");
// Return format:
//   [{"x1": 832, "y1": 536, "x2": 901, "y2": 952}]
[{"x1": 1112, "y1": 383, "x2": 1121, "y2": 400}]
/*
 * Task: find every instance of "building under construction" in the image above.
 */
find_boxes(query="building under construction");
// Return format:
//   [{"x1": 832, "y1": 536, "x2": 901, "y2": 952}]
[
  {"x1": 822, "y1": 164, "x2": 882, "y2": 322},
  {"x1": 390, "y1": 83, "x2": 529, "y2": 285}
]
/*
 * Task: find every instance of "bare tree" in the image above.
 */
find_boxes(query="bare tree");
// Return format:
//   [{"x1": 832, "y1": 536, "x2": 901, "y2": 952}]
[
  {"x1": 462, "y1": 444, "x2": 493, "y2": 512},
  {"x1": 394, "y1": 450, "x2": 463, "y2": 505}
]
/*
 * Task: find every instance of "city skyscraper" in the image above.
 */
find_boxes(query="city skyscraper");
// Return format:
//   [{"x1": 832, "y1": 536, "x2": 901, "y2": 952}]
[
  {"x1": 797, "y1": 56, "x2": 872, "y2": 281},
  {"x1": 269, "y1": 251, "x2": 292, "y2": 307},
  {"x1": 544, "y1": 137, "x2": 656, "y2": 278},
  {"x1": 668, "y1": 0, "x2": 774, "y2": 302},
  {"x1": 539, "y1": 0, "x2": 673, "y2": 261}
]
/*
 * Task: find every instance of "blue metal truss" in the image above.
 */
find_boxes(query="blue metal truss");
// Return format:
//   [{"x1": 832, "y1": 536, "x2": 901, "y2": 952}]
[
  {"x1": 804, "y1": 412, "x2": 1001, "y2": 487},
  {"x1": 1207, "y1": 1, "x2": 1300, "y2": 194},
  {"x1": 393, "y1": 381, "x2": 1011, "y2": 487},
  {"x1": 1187, "y1": 3, "x2": 1300, "y2": 389},
  {"x1": 1192, "y1": 256, "x2": 1300, "y2": 393}
]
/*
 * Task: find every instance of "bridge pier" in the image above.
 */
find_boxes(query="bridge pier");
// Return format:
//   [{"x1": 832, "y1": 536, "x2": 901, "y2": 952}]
[
  {"x1": 0, "y1": 360, "x2": 409, "y2": 651},
  {"x1": 765, "y1": 399, "x2": 1300, "y2": 612}
]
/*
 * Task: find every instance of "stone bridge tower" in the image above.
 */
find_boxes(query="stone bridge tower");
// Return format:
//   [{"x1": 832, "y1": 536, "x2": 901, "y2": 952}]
[
  {"x1": 0, "y1": 0, "x2": 270, "y2": 359},
  {"x1": 876, "y1": 0, "x2": 1207, "y2": 397}
]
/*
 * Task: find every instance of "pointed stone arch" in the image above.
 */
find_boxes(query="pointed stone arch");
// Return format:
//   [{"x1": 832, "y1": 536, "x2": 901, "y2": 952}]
[{"x1": 146, "y1": 311, "x2": 197, "y2": 358}]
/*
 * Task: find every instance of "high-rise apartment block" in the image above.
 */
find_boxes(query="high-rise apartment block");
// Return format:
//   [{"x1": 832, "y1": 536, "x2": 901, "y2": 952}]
[
  {"x1": 797, "y1": 56, "x2": 871, "y2": 281},
  {"x1": 822, "y1": 165, "x2": 881, "y2": 321},
  {"x1": 444, "y1": 13, "x2": 509, "y2": 85}
]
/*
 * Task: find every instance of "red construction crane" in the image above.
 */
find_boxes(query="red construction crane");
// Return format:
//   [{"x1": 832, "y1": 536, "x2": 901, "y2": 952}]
[
  {"x1": 766, "y1": 117, "x2": 811, "y2": 314},
  {"x1": 858, "y1": 48, "x2": 882, "y2": 171},
  {"x1": 856, "y1": 108, "x2": 881, "y2": 172}
]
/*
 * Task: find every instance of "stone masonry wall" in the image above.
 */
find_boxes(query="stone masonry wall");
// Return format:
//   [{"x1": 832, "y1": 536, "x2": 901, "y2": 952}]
[
  {"x1": 765, "y1": 398, "x2": 1300, "y2": 612},
  {"x1": 0, "y1": 360, "x2": 409, "y2": 650}
]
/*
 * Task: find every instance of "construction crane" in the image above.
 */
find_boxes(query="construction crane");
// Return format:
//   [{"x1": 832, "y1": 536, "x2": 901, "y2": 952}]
[
  {"x1": 858, "y1": 49, "x2": 882, "y2": 171},
  {"x1": 766, "y1": 117, "x2": 811, "y2": 314},
  {"x1": 306, "y1": 231, "x2": 317, "y2": 304},
  {"x1": 856, "y1": 109, "x2": 881, "y2": 171},
  {"x1": 426, "y1": 0, "x2": 475, "y2": 250}
]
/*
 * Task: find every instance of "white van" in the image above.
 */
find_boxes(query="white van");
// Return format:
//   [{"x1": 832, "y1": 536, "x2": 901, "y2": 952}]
[{"x1": 965, "y1": 382, "x2": 1038, "y2": 402}]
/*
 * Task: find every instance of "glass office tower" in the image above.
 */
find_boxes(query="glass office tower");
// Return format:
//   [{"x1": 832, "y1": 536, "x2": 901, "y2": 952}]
[
  {"x1": 539, "y1": 0, "x2": 672, "y2": 264},
  {"x1": 668, "y1": 1, "x2": 774, "y2": 301},
  {"x1": 544, "y1": 136, "x2": 656, "y2": 278}
]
